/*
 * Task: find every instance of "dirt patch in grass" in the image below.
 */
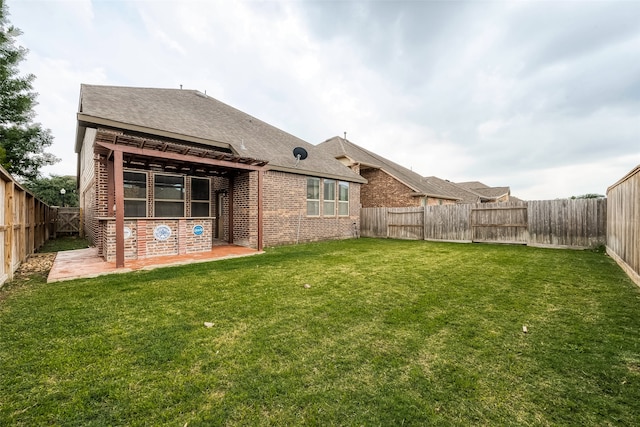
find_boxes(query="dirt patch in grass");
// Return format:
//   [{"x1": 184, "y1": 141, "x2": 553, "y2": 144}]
[
  {"x1": 0, "y1": 253, "x2": 56, "y2": 303},
  {"x1": 15, "y1": 253, "x2": 56, "y2": 277}
]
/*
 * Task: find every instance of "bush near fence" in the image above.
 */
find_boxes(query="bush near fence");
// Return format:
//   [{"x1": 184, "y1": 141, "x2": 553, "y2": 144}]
[
  {"x1": 361, "y1": 198, "x2": 607, "y2": 249},
  {"x1": 0, "y1": 166, "x2": 57, "y2": 286}
]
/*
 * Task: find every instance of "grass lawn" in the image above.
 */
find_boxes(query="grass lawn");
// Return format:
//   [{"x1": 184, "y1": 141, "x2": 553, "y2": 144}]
[
  {"x1": 1, "y1": 238, "x2": 639, "y2": 426},
  {"x1": 38, "y1": 235, "x2": 91, "y2": 253}
]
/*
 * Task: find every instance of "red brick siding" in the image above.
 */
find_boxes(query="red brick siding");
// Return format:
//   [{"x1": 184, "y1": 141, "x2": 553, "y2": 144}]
[
  {"x1": 360, "y1": 168, "x2": 420, "y2": 208},
  {"x1": 101, "y1": 218, "x2": 215, "y2": 261},
  {"x1": 425, "y1": 197, "x2": 456, "y2": 206},
  {"x1": 262, "y1": 171, "x2": 360, "y2": 247},
  {"x1": 360, "y1": 169, "x2": 455, "y2": 207},
  {"x1": 87, "y1": 132, "x2": 361, "y2": 258}
]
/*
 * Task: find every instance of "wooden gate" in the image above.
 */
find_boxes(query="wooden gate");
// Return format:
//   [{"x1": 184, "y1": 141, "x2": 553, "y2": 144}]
[
  {"x1": 387, "y1": 208, "x2": 424, "y2": 240},
  {"x1": 471, "y1": 204, "x2": 528, "y2": 244},
  {"x1": 56, "y1": 207, "x2": 81, "y2": 235}
]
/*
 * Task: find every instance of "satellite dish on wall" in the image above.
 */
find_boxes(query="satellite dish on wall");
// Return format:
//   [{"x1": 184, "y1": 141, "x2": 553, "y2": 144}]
[
  {"x1": 293, "y1": 147, "x2": 308, "y2": 160},
  {"x1": 293, "y1": 147, "x2": 308, "y2": 167}
]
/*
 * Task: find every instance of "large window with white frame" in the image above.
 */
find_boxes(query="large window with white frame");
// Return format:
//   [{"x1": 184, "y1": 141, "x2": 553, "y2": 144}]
[
  {"x1": 306, "y1": 177, "x2": 320, "y2": 216},
  {"x1": 338, "y1": 181, "x2": 349, "y2": 216},
  {"x1": 323, "y1": 179, "x2": 336, "y2": 216},
  {"x1": 154, "y1": 173, "x2": 184, "y2": 217},
  {"x1": 191, "y1": 177, "x2": 210, "y2": 217},
  {"x1": 123, "y1": 170, "x2": 147, "y2": 217},
  {"x1": 306, "y1": 177, "x2": 349, "y2": 217}
]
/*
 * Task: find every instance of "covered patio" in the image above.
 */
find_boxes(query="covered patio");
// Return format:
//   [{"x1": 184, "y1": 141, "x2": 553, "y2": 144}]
[{"x1": 84, "y1": 128, "x2": 269, "y2": 268}]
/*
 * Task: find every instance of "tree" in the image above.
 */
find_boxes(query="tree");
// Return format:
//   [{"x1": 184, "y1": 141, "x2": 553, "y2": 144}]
[
  {"x1": 570, "y1": 194, "x2": 605, "y2": 199},
  {"x1": 23, "y1": 175, "x2": 78, "y2": 207},
  {"x1": 0, "y1": 1, "x2": 58, "y2": 180}
]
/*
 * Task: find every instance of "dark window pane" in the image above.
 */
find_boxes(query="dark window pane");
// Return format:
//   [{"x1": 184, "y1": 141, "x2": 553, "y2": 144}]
[
  {"x1": 191, "y1": 178, "x2": 210, "y2": 201},
  {"x1": 155, "y1": 201, "x2": 184, "y2": 217},
  {"x1": 155, "y1": 175, "x2": 184, "y2": 200},
  {"x1": 124, "y1": 171, "x2": 146, "y2": 199},
  {"x1": 191, "y1": 202, "x2": 210, "y2": 217},
  {"x1": 124, "y1": 200, "x2": 146, "y2": 217}
]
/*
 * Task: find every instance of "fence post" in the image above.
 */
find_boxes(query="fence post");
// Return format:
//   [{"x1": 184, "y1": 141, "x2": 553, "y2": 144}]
[{"x1": 4, "y1": 181, "x2": 14, "y2": 281}]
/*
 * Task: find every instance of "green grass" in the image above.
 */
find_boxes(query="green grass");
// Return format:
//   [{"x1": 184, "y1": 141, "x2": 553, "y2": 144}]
[
  {"x1": 1, "y1": 238, "x2": 639, "y2": 426},
  {"x1": 38, "y1": 235, "x2": 90, "y2": 253}
]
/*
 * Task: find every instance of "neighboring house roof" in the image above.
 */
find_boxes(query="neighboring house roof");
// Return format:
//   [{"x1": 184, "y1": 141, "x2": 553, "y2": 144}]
[
  {"x1": 456, "y1": 181, "x2": 489, "y2": 189},
  {"x1": 422, "y1": 176, "x2": 482, "y2": 204},
  {"x1": 455, "y1": 181, "x2": 510, "y2": 201},
  {"x1": 76, "y1": 84, "x2": 365, "y2": 183},
  {"x1": 318, "y1": 136, "x2": 458, "y2": 201}
]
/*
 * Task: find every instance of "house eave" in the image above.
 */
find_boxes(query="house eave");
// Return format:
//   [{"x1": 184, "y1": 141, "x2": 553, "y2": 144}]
[
  {"x1": 269, "y1": 165, "x2": 368, "y2": 184},
  {"x1": 76, "y1": 113, "x2": 234, "y2": 154},
  {"x1": 410, "y1": 192, "x2": 460, "y2": 201}
]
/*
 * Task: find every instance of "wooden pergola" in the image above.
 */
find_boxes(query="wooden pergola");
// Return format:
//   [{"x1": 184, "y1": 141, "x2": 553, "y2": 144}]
[{"x1": 94, "y1": 129, "x2": 269, "y2": 268}]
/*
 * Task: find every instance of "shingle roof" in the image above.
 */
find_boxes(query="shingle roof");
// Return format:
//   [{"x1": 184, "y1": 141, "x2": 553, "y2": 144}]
[
  {"x1": 455, "y1": 181, "x2": 510, "y2": 200},
  {"x1": 318, "y1": 136, "x2": 459, "y2": 201},
  {"x1": 77, "y1": 85, "x2": 365, "y2": 183},
  {"x1": 422, "y1": 176, "x2": 482, "y2": 204}
]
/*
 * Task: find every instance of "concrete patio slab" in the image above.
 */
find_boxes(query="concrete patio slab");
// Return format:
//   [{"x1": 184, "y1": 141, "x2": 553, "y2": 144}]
[{"x1": 47, "y1": 245, "x2": 262, "y2": 283}]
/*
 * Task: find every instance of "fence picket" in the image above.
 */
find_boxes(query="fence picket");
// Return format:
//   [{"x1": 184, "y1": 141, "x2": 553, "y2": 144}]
[{"x1": 360, "y1": 199, "x2": 607, "y2": 249}]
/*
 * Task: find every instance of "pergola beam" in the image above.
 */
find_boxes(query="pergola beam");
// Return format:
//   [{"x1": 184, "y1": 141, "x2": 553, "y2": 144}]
[{"x1": 95, "y1": 140, "x2": 267, "y2": 172}]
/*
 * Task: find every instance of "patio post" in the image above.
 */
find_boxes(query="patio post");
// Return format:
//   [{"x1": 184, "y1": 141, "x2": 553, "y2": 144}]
[
  {"x1": 114, "y1": 149, "x2": 125, "y2": 268},
  {"x1": 257, "y1": 170, "x2": 263, "y2": 251},
  {"x1": 228, "y1": 175, "x2": 234, "y2": 244}
]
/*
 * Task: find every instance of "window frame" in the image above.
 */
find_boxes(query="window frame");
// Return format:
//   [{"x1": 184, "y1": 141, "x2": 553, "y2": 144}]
[
  {"x1": 338, "y1": 181, "x2": 349, "y2": 216},
  {"x1": 154, "y1": 173, "x2": 185, "y2": 217},
  {"x1": 123, "y1": 170, "x2": 148, "y2": 218},
  {"x1": 190, "y1": 176, "x2": 211, "y2": 217},
  {"x1": 323, "y1": 179, "x2": 336, "y2": 217},
  {"x1": 306, "y1": 177, "x2": 320, "y2": 216}
]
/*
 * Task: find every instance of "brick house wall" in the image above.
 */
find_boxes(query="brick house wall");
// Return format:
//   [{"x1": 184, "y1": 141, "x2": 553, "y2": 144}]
[
  {"x1": 262, "y1": 170, "x2": 360, "y2": 247},
  {"x1": 101, "y1": 218, "x2": 215, "y2": 261},
  {"x1": 360, "y1": 168, "x2": 419, "y2": 208},
  {"x1": 84, "y1": 135, "x2": 362, "y2": 260}
]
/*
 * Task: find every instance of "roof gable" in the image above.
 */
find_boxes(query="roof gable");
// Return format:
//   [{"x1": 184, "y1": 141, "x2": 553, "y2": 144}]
[
  {"x1": 318, "y1": 136, "x2": 458, "y2": 200},
  {"x1": 77, "y1": 85, "x2": 365, "y2": 183}
]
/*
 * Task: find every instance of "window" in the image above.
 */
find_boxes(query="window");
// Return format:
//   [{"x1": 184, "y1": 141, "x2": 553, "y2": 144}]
[
  {"x1": 154, "y1": 174, "x2": 184, "y2": 217},
  {"x1": 124, "y1": 171, "x2": 147, "y2": 217},
  {"x1": 191, "y1": 177, "x2": 210, "y2": 217},
  {"x1": 323, "y1": 179, "x2": 336, "y2": 216},
  {"x1": 338, "y1": 181, "x2": 349, "y2": 216},
  {"x1": 307, "y1": 177, "x2": 320, "y2": 216}
]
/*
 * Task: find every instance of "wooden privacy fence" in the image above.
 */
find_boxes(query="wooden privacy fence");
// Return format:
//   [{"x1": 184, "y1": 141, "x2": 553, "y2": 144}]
[
  {"x1": 607, "y1": 164, "x2": 640, "y2": 286},
  {"x1": 361, "y1": 199, "x2": 607, "y2": 249},
  {"x1": 56, "y1": 207, "x2": 81, "y2": 235},
  {"x1": 0, "y1": 167, "x2": 57, "y2": 286}
]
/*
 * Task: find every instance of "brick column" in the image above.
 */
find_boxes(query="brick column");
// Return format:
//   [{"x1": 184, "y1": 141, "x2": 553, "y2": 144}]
[
  {"x1": 178, "y1": 219, "x2": 187, "y2": 255},
  {"x1": 137, "y1": 219, "x2": 147, "y2": 258}
]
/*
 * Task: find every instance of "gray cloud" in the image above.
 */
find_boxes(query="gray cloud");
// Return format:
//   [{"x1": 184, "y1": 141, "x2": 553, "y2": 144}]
[{"x1": 8, "y1": 0, "x2": 640, "y2": 199}]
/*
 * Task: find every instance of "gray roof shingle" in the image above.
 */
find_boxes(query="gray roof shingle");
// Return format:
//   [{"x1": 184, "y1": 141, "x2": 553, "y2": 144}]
[
  {"x1": 318, "y1": 136, "x2": 458, "y2": 200},
  {"x1": 77, "y1": 85, "x2": 365, "y2": 182}
]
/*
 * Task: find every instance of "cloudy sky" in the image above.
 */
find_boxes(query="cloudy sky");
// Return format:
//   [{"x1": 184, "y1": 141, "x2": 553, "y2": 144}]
[{"x1": 8, "y1": 0, "x2": 640, "y2": 200}]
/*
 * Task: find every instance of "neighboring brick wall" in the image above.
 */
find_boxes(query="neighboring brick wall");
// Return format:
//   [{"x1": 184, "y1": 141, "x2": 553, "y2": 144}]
[
  {"x1": 425, "y1": 197, "x2": 456, "y2": 206},
  {"x1": 262, "y1": 170, "x2": 361, "y2": 247},
  {"x1": 360, "y1": 168, "x2": 419, "y2": 208},
  {"x1": 360, "y1": 168, "x2": 457, "y2": 207}
]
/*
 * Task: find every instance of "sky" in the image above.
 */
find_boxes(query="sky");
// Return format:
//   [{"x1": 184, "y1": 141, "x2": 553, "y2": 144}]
[{"x1": 7, "y1": 0, "x2": 640, "y2": 200}]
